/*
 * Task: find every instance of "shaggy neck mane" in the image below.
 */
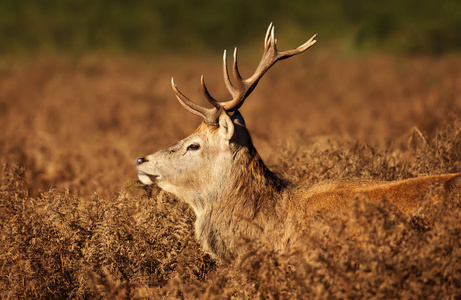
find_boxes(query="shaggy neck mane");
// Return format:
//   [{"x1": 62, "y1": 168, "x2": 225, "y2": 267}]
[{"x1": 224, "y1": 140, "x2": 290, "y2": 219}]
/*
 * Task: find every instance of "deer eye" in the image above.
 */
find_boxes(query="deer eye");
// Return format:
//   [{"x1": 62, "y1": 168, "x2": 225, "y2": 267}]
[{"x1": 187, "y1": 144, "x2": 201, "y2": 151}]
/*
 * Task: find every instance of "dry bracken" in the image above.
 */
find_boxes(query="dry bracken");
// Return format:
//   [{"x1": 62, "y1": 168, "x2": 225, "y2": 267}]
[{"x1": 1, "y1": 28, "x2": 461, "y2": 298}]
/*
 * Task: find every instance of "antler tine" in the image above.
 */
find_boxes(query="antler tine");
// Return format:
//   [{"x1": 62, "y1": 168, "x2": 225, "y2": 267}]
[
  {"x1": 216, "y1": 24, "x2": 317, "y2": 112},
  {"x1": 223, "y1": 50, "x2": 237, "y2": 98},
  {"x1": 264, "y1": 22, "x2": 273, "y2": 48},
  {"x1": 232, "y1": 47, "x2": 243, "y2": 88},
  {"x1": 171, "y1": 77, "x2": 221, "y2": 125},
  {"x1": 277, "y1": 33, "x2": 317, "y2": 60},
  {"x1": 200, "y1": 75, "x2": 220, "y2": 106},
  {"x1": 270, "y1": 24, "x2": 276, "y2": 48}
]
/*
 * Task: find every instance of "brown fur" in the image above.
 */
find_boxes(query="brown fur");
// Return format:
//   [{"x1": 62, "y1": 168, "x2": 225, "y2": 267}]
[{"x1": 138, "y1": 113, "x2": 461, "y2": 262}]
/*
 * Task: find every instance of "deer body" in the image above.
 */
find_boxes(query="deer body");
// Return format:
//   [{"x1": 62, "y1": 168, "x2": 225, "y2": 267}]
[{"x1": 136, "y1": 24, "x2": 460, "y2": 261}]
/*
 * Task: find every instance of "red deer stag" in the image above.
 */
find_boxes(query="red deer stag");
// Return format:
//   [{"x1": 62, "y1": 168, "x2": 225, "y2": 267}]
[{"x1": 136, "y1": 24, "x2": 460, "y2": 261}]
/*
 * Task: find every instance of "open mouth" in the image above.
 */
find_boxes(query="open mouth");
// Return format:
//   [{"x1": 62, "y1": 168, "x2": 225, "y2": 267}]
[{"x1": 137, "y1": 171, "x2": 158, "y2": 185}]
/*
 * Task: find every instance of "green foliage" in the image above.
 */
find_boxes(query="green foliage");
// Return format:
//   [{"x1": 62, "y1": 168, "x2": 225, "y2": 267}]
[{"x1": 0, "y1": 0, "x2": 460, "y2": 55}]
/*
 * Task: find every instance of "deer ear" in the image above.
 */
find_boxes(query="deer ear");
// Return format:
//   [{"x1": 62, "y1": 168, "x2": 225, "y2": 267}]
[{"x1": 218, "y1": 111, "x2": 235, "y2": 142}]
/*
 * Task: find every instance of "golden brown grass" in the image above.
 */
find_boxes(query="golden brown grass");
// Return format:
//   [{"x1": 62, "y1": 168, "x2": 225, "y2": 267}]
[{"x1": 1, "y1": 54, "x2": 461, "y2": 298}]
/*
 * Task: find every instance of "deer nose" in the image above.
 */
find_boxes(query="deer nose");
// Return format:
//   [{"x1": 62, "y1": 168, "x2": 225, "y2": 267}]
[{"x1": 135, "y1": 157, "x2": 148, "y2": 166}]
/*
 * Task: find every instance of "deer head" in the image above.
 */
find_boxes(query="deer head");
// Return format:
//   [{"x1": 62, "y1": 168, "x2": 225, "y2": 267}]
[{"x1": 135, "y1": 24, "x2": 317, "y2": 216}]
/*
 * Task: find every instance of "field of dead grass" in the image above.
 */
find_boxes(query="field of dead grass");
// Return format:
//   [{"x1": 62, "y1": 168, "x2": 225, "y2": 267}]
[{"x1": 1, "y1": 53, "x2": 461, "y2": 298}]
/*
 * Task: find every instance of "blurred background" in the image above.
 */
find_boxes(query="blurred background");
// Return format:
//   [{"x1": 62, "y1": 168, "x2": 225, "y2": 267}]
[
  {"x1": 1, "y1": 0, "x2": 460, "y2": 57},
  {"x1": 1, "y1": 1, "x2": 460, "y2": 197}
]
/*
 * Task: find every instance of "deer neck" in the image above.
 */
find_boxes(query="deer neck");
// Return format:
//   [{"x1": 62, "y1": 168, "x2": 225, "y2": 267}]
[
  {"x1": 226, "y1": 146, "x2": 288, "y2": 208},
  {"x1": 194, "y1": 145, "x2": 289, "y2": 260}
]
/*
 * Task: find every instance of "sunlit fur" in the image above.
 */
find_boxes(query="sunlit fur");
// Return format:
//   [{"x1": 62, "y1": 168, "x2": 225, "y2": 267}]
[{"x1": 137, "y1": 110, "x2": 461, "y2": 261}]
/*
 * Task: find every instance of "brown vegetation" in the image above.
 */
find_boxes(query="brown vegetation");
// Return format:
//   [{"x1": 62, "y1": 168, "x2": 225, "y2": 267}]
[{"x1": 1, "y1": 54, "x2": 461, "y2": 298}]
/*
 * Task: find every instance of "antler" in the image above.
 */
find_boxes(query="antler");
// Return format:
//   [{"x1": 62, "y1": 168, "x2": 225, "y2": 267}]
[
  {"x1": 171, "y1": 23, "x2": 317, "y2": 125},
  {"x1": 171, "y1": 78, "x2": 222, "y2": 125}
]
